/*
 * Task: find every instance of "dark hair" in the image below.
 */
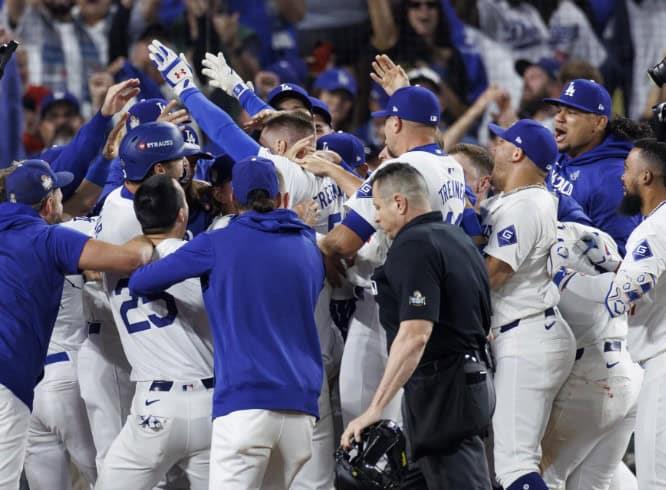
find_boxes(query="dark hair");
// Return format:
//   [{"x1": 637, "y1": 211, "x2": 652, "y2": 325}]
[
  {"x1": 244, "y1": 189, "x2": 276, "y2": 213},
  {"x1": 134, "y1": 175, "x2": 186, "y2": 234},
  {"x1": 448, "y1": 143, "x2": 494, "y2": 176},
  {"x1": 634, "y1": 138, "x2": 666, "y2": 185},
  {"x1": 559, "y1": 59, "x2": 604, "y2": 86},
  {"x1": 607, "y1": 116, "x2": 654, "y2": 141}
]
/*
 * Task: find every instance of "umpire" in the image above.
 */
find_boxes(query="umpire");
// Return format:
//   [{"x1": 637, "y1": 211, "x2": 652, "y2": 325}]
[{"x1": 341, "y1": 163, "x2": 494, "y2": 490}]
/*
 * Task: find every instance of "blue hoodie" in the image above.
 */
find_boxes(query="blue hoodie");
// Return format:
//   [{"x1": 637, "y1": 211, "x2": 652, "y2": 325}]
[
  {"x1": 129, "y1": 209, "x2": 324, "y2": 419},
  {"x1": 547, "y1": 134, "x2": 640, "y2": 255},
  {"x1": 0, "y1": 204, "x2": 89, "y2": 408}
]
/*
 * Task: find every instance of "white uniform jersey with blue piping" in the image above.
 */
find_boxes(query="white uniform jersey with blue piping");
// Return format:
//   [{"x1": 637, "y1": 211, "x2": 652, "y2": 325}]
[
  {"x1": 48, "y1": 217, "x2": 97, "y2": 355},
  {"x1": 622, "y1": 202, "x2": 666, "y2": 362},
  {"x1": 257, "y1": 147, "x2": 346, "y2": 234},
  {"x1": 549, "y1": 221, "x2": 626, "y2": 349},
  {"x1": 344, "y1": 145, "x2": 466, "y2": 255},
  {"x1": 97, "y1": 187, "x2": 213, "y2": 381},
  {"x1": 481, "y1": 185, "x2": 560, "y2": 328}
]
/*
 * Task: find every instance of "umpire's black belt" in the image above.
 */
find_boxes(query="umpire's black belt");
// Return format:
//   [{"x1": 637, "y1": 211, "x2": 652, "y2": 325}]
[
  {"x1": 149, "y1": 377, "x2": 215, "y2": 391},
  {"x1": 499, "y1": 307, "x2": 555, "y2": 333}
]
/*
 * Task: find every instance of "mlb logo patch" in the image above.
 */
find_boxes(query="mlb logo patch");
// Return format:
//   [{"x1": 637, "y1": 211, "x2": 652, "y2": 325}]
[
  {"x1": 497, "y1": 225, "x2": 517, "y2": 247},
  {"x1": 632, "y1": 239, "x2": 653, "y2": 261}
]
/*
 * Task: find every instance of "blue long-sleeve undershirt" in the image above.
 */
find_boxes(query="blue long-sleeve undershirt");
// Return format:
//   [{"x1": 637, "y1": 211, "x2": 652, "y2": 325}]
[{"x1": 237, "y1": 88, "x2": 271, "y2": 117}]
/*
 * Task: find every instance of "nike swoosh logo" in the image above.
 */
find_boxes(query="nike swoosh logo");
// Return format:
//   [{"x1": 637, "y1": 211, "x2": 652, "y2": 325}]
[
  {"x1": 606, "y1": 362, "x2": 619, "y2": 369},
  {"x1": 145, "y1": 399, "x2": 160, "y2": 406},
  {"x1": 545, "y1": 321, "x2": 555, "y2": 330}
]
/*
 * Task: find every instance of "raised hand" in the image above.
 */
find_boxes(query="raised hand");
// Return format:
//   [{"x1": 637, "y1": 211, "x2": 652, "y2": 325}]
[
  {"x1": 370, "y1": 54, "x2": 409, "y2": 96},
  {"x1": 148, "y1": 40, "x2": 195, "y2": 96},
  {"x1": 201, "y1": 51, "x2": 248, "y2": 97},
  {"x1": 156, "y1": 100, "x2": 190, "y2": 125},
  {"x1": 103, "y1": 113, "x2": 129, "y2": 160},
  {"x1": 100, "y1": 79, "x2": 141, "y2": 117}
]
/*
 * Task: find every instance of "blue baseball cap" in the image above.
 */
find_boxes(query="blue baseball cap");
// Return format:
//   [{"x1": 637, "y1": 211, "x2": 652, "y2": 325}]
[
  {"x1": 127, "y1": 98, "x2": 168, "y2": 129},
  {"x1": 181, "y1": 125, "x2": 213, "y2": 160},
  {"x1": 232, "y1": 156, "x2": 279, "y2": 205},
  {"x1": 544, "y1": 79, "x2": 611, "y2": 118},
  {"x1": 370, "y1": 82, "x2": 389, "y2": 108},
  {"x1": 371, "y1": 86, "x2": 441, "y2": 126},
  {"x1": 40, "y1": 91, "x2": 80, "y2": 117},
  {"x1": 314, "y1": 68, "x2": 358, "y2": 98},
  {"x1": 266, "y1": 57, "x2": 307, "y2": 86},
  {"x1": 488, "y1": 119, "x2": 557, "y2": 171},
  {"x1": 317, "y1": 132, "x2": 365, "y2": 169},
  {"x1": 267, "y1": 83, "x2": 312, "y2": 111},
  {"x1": 119, "y1": 121, "x2": 212, "y2": 181},
  {"x1": 515, "y1": 57, "x2": 560, "y2": 81},
  {"x1": 207, "y1": 154, "x2": 235, "y2": 186},
  {"x1": 309, "y1": 97, "x2": 332, "y2": 126},
  {"x1": 5, "y1": 159, "x2": 74, "y2": 205}
]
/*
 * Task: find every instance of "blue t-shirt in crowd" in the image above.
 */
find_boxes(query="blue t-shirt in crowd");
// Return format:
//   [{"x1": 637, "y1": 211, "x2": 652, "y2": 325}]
[
  {"x1": 130, "y1": 209, "x2": 324, "y2": 419},
  {"x1": 0, "y1": 204, "x2": 90, "y2": 408}
]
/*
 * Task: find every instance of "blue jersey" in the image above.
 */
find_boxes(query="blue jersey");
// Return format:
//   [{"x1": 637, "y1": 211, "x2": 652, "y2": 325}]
[
  {"x1": 0, "y1": 204, "x2": 89, "y2": 408},
  {"x1": 129, "y1": 209, "x2": 324, "y2": 419},
  {"x1": 547, "y1": 134, "x2": 640, "y2": 255}
]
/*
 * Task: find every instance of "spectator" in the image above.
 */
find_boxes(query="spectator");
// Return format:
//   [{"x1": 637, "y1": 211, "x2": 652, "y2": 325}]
[
  {"x1": 558, "y1": 58, "x2": 604, "y2": 86},
  {"x1": 76, "y1": 0, "x2": 113, "y2": 67},
  {"x1": 38, "y1": 91, "x2": 83, "y2": 149},
  {"x1": 22, "y1": 85, "x2": 50, "y2": 157},
  {"x1": 369, "y1": 0, "x2": 478, "y2": 120},
  {"x1": 11, "y1": 0, "x2": 105, "y2": 102},
  {"x1": 313, "y1": 68, "x2": 357, "y2": 130},
  {"x1": 515, "y1": 57, "x2": 562, "y2": 124},
  {"x1": 548, "y1": 0, "x2": 607, "y2": 67}
]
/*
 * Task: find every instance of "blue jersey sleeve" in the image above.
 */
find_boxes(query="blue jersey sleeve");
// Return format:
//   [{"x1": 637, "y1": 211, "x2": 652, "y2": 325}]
[
  {"x1": 557, "y1": 193, "x2": 593, "y2": 226},
  {"x1": 129, "y1": 232, "x2": 215, "y2": 295},
  {"x1": 238, "y1": 89, "x2": 271, "y2": 117},
  {"x1": 47, "y1": 225, "x2": 91, "y2": 275},
  {"x1": 341, "y1": 209, "x2": 375, "y2": 243},
  {"x1": 52, "y1": 111, "x2": 112, "y2": 200},
  {"x1": 180, "y1": 88, "x2": 260, "y2": 161}
]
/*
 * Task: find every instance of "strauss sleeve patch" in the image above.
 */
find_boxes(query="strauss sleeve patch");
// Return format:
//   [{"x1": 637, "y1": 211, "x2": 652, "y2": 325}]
[
  {"x1": 632, "y1": 239, "x2": 653, "y2": 261},
  {"x1": 497, "y1": 225, "x2": 518, "y2": 247}
]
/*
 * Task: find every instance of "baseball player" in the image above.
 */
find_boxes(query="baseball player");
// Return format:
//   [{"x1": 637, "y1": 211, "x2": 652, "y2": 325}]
[
  {"x1": 571, "y1": 139, "x2": 666, "y2": 489},
  {"x1": 96, "y1": 175, "x2": 214, "y2": 490},
  {"x1": 318, "y1": 84, "x2": 466, "y2": 426},
  {"x1": 481, "y1": 120, "x2": 576, "y2": 490},
  {"x1": 23, "y1": 217, "x2": 99, "y2": 490},
  {"x1": 541, "y1": 221, "x2": 642, "y2": 490}
]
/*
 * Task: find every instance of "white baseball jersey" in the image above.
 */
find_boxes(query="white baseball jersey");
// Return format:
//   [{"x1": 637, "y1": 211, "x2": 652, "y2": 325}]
[
  {"x1": 48, "y1": 217, "x2": 97, "y2": 355},
  {"x1": 344, "y1": 145, "x2": 466, "y2": 261},
  {"x1": 481, "y1": 186, "x2": 560, "y2": 328},
  {"x1": 621, "y1": 202, "x2": 666, "y2": 362},
  {"x1": 97, "y1": 187, "x2": 213, "y2": 380},
  {"x1": 257, "y1": 148, "x2": 346, "y2": 234},
  {"x1": 549, "y1": 0, "x2": 606, "y2": 67},
  {"x1": 549, "y1": 221, "x2": 626, "y2": 348}
]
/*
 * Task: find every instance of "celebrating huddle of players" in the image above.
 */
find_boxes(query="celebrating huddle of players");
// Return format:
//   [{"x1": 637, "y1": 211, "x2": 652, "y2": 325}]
[{"x1": 1, "y1": 38, "x2": 666, "y2": 490}]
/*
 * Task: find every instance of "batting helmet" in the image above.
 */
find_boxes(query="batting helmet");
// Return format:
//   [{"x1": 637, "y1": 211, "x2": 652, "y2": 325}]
[
  {"x1": 335, "y1": 420, "x2": 408, "y2": 489},
  {"x1": 119, "y1": 121, "x2": 211, "y2": 181}
]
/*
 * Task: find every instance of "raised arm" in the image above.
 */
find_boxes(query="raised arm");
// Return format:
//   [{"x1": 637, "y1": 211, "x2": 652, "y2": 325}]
[{"x1": 368, "y1": 0, "x2": 399, "y2": 52}]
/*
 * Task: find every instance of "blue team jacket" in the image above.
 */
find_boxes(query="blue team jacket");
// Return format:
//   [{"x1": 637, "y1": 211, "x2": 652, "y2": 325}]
[
  {"x1": 129, "y1": 209, "x2": 324, "y2": 419},
  {"x1": 547, "y1": 134, "x2": 640, "y2": 255},
  {"x1": 0, "y1": 204, "x2": 89, "y2": 408}
]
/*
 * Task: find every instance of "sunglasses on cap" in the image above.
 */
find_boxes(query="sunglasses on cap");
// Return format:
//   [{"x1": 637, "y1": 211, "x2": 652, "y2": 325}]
[{"x1": 407, "y1": 0, "x2": 439, "y2": 9}]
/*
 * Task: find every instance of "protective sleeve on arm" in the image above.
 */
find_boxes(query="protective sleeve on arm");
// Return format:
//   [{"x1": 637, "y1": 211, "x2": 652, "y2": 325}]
[
  {"x1": 180, "y1": 88, "x2": 260, "y2": 161},
  {"x1": 238, "y1": 89, "x2": 271, "y2": 117},
  {"x1": 52, "y1": 111, "x2": 112, "y2": 199},
  {"x1": 129, "y1": 233, "x2": 214, "y2": 295}
]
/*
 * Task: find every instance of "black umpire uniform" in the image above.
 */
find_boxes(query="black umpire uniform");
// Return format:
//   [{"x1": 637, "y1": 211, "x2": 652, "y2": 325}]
[{"x1": 372, "y1": 210, "x2": 494, "y2": 490}]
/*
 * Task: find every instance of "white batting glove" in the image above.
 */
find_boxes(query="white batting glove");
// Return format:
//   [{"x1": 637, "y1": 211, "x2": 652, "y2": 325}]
[
  {"x1": 148, "y1": 40, "x2": 196, "y2": 96},
  {"x1": 573, "y1": 232, "x2": 620, "y2": 272},
  {"x1": 201, "y1": 51, "x2": 249, "y2": 98}
]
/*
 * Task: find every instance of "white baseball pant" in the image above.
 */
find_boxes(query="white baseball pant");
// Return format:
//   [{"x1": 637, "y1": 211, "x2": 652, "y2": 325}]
[
  {"x1": 77, "y1": 325, "x2": 134, "y2": 473},
  {"x1": 491, "y1": 309, "x2": 576, "y2": 488},
  {"x1": 0, "y1": 384, "x2": 30, "y2": 490},
  {"x1": 209, "y1": 409, "x2": 315, "y2": 490},
  {"x1": 338, "y1": 294, "x2": 402, "y2": 426},
  {"x1": 541, "y1": 341, "x2": 642, "y2": 489},
  {"x1": 609, "y1": 462, "x2": 637, "y2": 490},
  {"x1": 96, "y1": 379, "x2": 212, "y2": 490},
  {"x1": 24, "y1": 352, "x2": 97, "y2": 489},
  {"x1": 635, "y1": 350, "x2": 666, "y2": 489}
]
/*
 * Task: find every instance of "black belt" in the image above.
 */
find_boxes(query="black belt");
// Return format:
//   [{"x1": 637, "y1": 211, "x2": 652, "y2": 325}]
[
  {"x1": 149, "y1": 377, "x2": 215, "y2": 391},
  {"x1": 415, "y1": 351, "x2": 486, "y2": 376},
  {"x1": 499, "y1": 307, "x2": 555, "y2": 333},
  {"x1": 88, "y1": 322, "x2": 101, "y2": 334},
  {"x1": 576, "y1": 340, "x2": 623, "y2": 361},
  {"x1": 45, "y1": 352, "x2": 69, "y2": 365}
]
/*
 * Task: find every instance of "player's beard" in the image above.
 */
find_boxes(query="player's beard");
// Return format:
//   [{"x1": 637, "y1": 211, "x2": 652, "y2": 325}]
[{"x1": 619, "y1": 192, "x2": 643, "y2": 216}]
